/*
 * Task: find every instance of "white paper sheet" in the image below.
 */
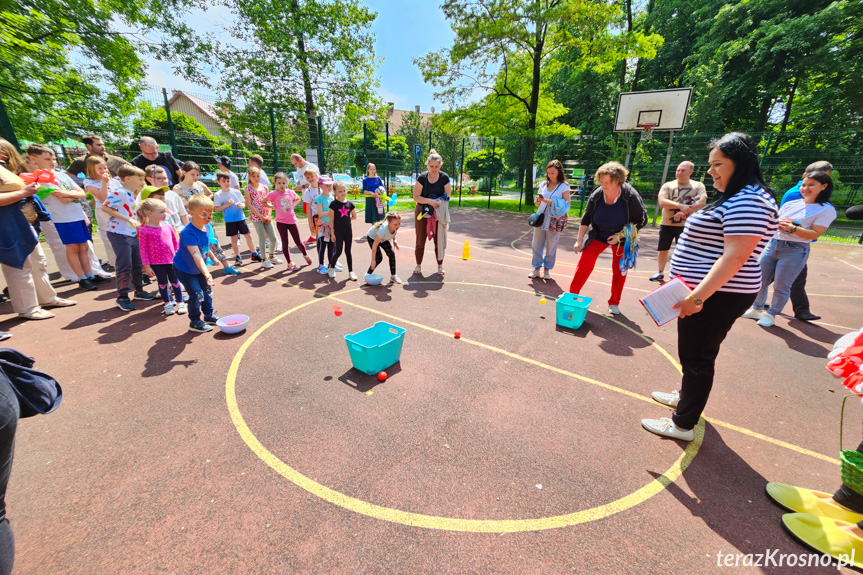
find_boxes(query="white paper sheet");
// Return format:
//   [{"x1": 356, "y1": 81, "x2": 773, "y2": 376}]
[{"x1": 639, "y1": 276, "x2": 693, "y2": 326}]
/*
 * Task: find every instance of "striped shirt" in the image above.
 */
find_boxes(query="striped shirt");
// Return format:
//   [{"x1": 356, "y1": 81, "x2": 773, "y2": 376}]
[{"x1": 670, "y1": 185, "x2": 778, "y2": 294}]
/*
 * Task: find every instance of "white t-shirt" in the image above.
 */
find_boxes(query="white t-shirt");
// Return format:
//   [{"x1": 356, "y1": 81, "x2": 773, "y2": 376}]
[
  {"x1": 536, "y1": 181, "x2": 571, "y2": 214},
  {"x1": 775, "y1": 199, "x2": 837, "y2": 242},
  {"x1": 42, "y1": 171, "x2": 86, "y2": 223},
  {"x1": 259, "y1": 170, "x2": 272, "y2": 189},
  {"x1": 297, "y1": 162, "x2": 319, "y2": 188},
  {"x1": 163, "y1": 190, "x2": 188, "y2": 232},
  {"x1": 368, "y1": 224, "x2": 397, "y2": 242},
  {"x1": 228, "y1": 170, "x2": 240, "y2": 190},
  {"x1": 303, "y1": 186, "x2": 320, "y2": 215}
]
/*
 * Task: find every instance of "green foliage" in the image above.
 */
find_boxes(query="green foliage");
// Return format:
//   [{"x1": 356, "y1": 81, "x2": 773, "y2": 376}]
[
  {"x1": 464, "y1": 148, "x2": 505, "y2": 182},
  {"x1": 0, "y1": 0, "x2": 209, "y2": 142},
  {"x1": 348, "y1": 132, "x2": 408, "y2": 178},
  {"x1": 132, "y1": 103, "x2": 230, "y2": 172}
]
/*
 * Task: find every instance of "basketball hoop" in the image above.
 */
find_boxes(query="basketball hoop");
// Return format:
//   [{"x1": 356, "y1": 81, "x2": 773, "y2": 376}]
[{"x1": 638, "y1": 122, "x2": 657, "y2": 141}]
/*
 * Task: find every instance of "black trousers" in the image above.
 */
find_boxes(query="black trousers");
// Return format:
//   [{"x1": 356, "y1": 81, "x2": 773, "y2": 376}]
[
  {"x1": 672, "y1": 291, "x2": 757, "y2": 430},
  {"x1": 789, "y1": 264, "x2": 810, "y2": 314},
  {"x1": 0, "y1": 372, "x2": 20, "y2": 575},
  {"x1": 367, "y1": 236, "x2": 396, "y2": 275},
  {"x1": 329, "y1": 228, "x2": 353, "y2": 272}
]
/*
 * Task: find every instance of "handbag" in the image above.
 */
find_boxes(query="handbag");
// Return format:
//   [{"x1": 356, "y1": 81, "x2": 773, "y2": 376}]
[
  {"x1": 548, "y1": 213, "x2": 568, "y2": 232},
  {"x1": 530, "y1": 182, "x2": 564, "y2": 228},
  {"x1": 0, "y1": 348, "x2": 62, "y2": 418},
  {"x1": 528, "y1": 211, "x2": 544, "y2": 227}
]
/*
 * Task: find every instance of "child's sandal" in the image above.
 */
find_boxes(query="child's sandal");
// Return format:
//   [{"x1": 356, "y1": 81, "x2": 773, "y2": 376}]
[
  {"x1": 412, "y1": 266, "x2": 422, "y2": 275},
  {"x1": 288, "y1": 262, "x2": 298, "y2": 271},
  {"x1": 304, "y1": 256, "x2": 312, "y2": 265}
]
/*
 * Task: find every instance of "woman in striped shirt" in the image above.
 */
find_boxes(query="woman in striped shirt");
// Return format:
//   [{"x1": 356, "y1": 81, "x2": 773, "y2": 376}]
[{"x1": 643, "y1": 132, "x2": 778, "y2": 441}]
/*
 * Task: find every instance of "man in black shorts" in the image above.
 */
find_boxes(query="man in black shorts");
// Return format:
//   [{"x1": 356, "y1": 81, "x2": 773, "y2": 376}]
[{"x1": 650, "y1": 161, "x2": 707, "y2": 282}]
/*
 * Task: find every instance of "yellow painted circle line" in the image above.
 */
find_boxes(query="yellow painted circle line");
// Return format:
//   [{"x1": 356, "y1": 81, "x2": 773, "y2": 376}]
[{"x1": 226, "y1": 282, "x2": 703, "y2": 532}]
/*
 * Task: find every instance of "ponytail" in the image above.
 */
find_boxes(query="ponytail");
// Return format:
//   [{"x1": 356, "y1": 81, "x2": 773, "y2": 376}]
[{"x1": 373, "y1": 211, "x2": 401, "y2": 230}]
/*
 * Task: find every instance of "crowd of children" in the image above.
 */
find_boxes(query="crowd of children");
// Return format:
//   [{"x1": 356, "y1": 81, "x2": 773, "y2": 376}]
[{"x1": 0, "y1": 143, "x2": 410, "y2": 334}]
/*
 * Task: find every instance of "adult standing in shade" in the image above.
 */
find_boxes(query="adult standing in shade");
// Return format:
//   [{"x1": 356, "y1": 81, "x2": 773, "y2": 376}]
[
  {"x1": 776, "y1": 160, "x2": 833, "y2": 322},
  {"x1": 66, "y1": 134, "x2": 128, "y2": 185},
  {"x1": 529, "y1": 159, "x2": 571, "y2": 280},
  {"x1": 644, "y1": 132, "x2": 779, "y2": 441},
  {"x1": 131, "y1": 137, "x2": 183, "y2": 186},
  {"x1": 412, "y1": 149, "x2": 451, "y2": 277},
  {"x1": 650, "y1": 161, "x2": 707, "y2": 282},
  {"x1": 569, "y1": 162, "x2": 647, "y2": 314}
]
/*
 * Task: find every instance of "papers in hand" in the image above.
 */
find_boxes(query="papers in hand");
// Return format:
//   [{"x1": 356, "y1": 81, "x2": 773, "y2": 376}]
[{"x1": 639, "y1": 276, "x2": 692, "y2": 326}]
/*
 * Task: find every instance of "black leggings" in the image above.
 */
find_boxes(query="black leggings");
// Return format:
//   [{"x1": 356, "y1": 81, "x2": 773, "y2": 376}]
[
  {"x1": 317, "y1": 237, "x2": 334, "y2": 267},
  {"x1": 151, "y1": 263, "x2": 183, "y2": 304},
  {"x1": 276, "y1": 222, "x2": 308, "y2": 264},
  {"x1": 330, "y1": 228, "x2": 353, "y2": 271},
  {"x1": 367, "y1": 236, "x2": 396, "y2": 275}
]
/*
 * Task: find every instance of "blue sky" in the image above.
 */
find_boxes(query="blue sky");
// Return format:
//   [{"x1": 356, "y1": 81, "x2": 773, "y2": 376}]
[{"x1": 144, "y1": 0, "x2": 455, "y2": 113}]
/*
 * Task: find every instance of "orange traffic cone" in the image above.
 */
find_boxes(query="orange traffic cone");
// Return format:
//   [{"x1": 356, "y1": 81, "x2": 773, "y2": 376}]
[{"x1": 461, "y1": 241, "x2": 472, "y2": 260}]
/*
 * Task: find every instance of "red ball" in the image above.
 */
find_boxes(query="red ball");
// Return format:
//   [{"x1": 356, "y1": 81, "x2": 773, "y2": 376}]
[
  {"x1": 377, "y1": 371, "x2": 387, "y2": 382},
  {"x1": 454, "y1": 330, "x2": 461, "y2": 339},
  {"x1": 334, "y1": 310, "x2": 342, "y2": 317}
]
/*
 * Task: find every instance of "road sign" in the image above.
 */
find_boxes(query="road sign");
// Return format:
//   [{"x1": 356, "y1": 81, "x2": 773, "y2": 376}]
[{"x1": 414, "y1": 144, "x2": 421, "y2": 159}]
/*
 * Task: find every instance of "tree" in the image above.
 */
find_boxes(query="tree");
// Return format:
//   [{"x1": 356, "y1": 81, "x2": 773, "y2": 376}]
[
  {"x1": 464, "y1": 148, "x2": 505, "y2": 188},
  {"x1": 396, "y1": 111, "x2": 432, "y2": 165},
  {"x1": 0, "y1": 0, "x2": 209, "y2": 142},
  {"x1": 417, "y1": 0, "x2": 662, "y2": 204},
  {"x1": 131, "y1": 103, "x2": 230, "y2": 170},
  {"x1": 216, "y1": 0, "x2": 380, "y2": 148},
  {"x1": 348, "y1": 132, "x2": 409, "y2": 181}
]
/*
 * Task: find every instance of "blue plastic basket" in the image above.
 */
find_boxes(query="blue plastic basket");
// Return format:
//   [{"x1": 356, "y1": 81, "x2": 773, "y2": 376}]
[
  {"x1": 344, "y1": 322, "x2": 406, "y2": 375},
  {"x1": 556, "y1": 293, "x2": 592, "y2": 329}
]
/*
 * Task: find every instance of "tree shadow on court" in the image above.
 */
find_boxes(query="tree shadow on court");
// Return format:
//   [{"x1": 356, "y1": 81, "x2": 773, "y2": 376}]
[
  {"x1": 337, "y1": 362, "x2": 402, "y2": 393},
  {"x1": 763, "y1": 324, "x2": 833, "y2": 358},
  {"x1": 403, "y1": 276, "x2": 444, "y2": 299},
  {"x1": 649, "y1": 423, "x2": 822, "y2": 572},
  {"x1": 142, "y1": 332, "x2": 198, "y2": 377},
  {"x1": 61, "y1": 302, "x2": 164, "y2": 343}
]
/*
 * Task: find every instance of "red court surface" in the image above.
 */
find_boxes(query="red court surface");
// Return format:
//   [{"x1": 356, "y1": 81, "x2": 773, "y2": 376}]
[{"x1": 3, "y1": 209, "x2": 863, "y2": 574}]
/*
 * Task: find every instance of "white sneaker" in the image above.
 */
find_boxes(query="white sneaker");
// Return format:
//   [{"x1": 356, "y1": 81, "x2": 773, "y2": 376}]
[
  {"x1": 164, "y1": 302, "x2": 176, "y2": 315},
  {"x1": 542, "y1": 269, "x2": 552, "y2": 280},
  {"x1": 608, "y1": 305, "x2": 620, "y2": 315},
  {"x1": 349, "y1": 271, "x2": 358, "y2": 281},
  {"x1": 652, "y1": 390, "x2": 680, "y2": 408},
  {"x1": 335, "y1": 261, "x2": 343, "y2": 272},
  {"x1": 271, "y1": 256, "x2": 283, "y2": 264},
  {"x1": 176, "y1": 302, "x2": 187, "y2": 315},
  {"x1": 328, "y1": 268, "x2": 336, "y2": 278},
  {"x1": 757, "y1": 313, "x2": 775, "y2": 327},
  {"x1": 641, "y1": 417, "x2": 694, "y2": 441},
  {"x1": 528, "y1": 268, "x2": 540, "y2": 279},
  {"x1": 262, "y1": 259, "x2": 274, "y2": 269},
  {"x1": 741, "y1": 308, "x2": 764, "y2": 320},
  {"x1": 391, "y1": 274, "x2": 402, "y2": 284}
]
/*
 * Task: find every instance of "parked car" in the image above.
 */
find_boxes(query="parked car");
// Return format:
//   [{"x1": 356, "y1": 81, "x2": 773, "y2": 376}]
[
  {"x1": 391, "y1": 175, "x2": 413, "y2": 187},
  {"x1": 332, "y1": 173, "x2": 354, "y2": 188}
]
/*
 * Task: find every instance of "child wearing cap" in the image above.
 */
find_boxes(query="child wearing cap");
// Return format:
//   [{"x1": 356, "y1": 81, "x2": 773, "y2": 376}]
[{"x1": 217, "y1": 156, "x2": 240, "y2": 190}]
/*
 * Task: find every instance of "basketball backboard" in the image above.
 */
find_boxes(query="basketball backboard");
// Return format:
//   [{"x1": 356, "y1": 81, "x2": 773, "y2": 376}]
[{"x1": 614, "y1": 88, "x2": 693, "y2": 132}]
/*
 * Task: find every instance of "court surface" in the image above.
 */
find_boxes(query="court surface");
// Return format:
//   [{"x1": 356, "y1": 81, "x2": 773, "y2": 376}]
[{"x1": 3, "y1": 209, "x2": 863, "y2": 574}]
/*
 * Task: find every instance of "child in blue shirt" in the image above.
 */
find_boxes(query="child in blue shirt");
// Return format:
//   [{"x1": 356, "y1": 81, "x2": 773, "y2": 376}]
[
  {"x1": 213, "y1": 171, "x2": 261, "y2": 267},
  {"x1": 313, "y1": 176, "x2": 335, "y2": 274},
  {"x1": 174, "y1": 194, "x2": 219, "y2": 333}
]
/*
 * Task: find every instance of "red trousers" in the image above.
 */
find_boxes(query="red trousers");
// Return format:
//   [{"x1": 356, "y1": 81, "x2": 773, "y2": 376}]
[{"x1": 569, "y1": 240, "x2": 627, "y2": 305}]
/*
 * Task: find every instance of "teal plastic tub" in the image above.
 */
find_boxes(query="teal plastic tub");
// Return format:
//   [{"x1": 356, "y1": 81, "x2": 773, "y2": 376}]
[
  {"x1": 344, "y1": 322, "x2": 406, "y2": 375},
  {"x1": 556, "y1": 293, "x2": 592, "y2": 329}
]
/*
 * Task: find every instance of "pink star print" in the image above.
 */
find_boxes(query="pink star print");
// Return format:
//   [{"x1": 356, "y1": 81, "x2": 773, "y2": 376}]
[{"x1": 338, "y1": 205, "x2": 349, "y2": 217}]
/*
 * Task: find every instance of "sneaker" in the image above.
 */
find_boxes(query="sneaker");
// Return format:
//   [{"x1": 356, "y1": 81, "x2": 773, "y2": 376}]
[
  {"x1": 262, "y1": 259, "x2": 274, "y2": 269},
  {"x1": 203, "y1": 314, "x2": 220, "y2": 325},
  {"x1": 335, "y1": 264, "x2": 344, "y2": 272},
  {"x1": 328, "y1": 268, "x2": 336, "y2": 278},
  {"x1": 115, "y1": 297, "x2": 135, "y2": 312},
  {"x1": 795, "y1": 311, "x2": 821, "y2": 322},
  {"x1": 641, "y1": 417, "x2": 694, "y2": 441},
  {"x1": 102, "y1": 263, "x2": 115, "y2": 272},
  {"x1": 288, "y1": 262, "x2": 298, "y2": 271},
  {"x1": 90, "y1": 275, "x2": 111, "y2": 285},
  {"x1": 189, "y1": 321, "x2": 213, "y2": 333},
  {"x1": 235, "y1": 256, "x2": 243, "y2": 266},
  {"x1": 391, "y1": 274, "x2": 402, "y2": 284},
  {"x1": 608, "y1": 305, "x2": 620, "y2": 315},
  {"x1": 528, "y1": 268, "x2": 540, "y2": 279},
  {"x1": 0, "y1": 331, "x2": 10, "y2": 342},
  {"x1": 182, "y1": 294, "x2": 189, "y2": 302},
  {"x1": 176, "y1": 302, "x2": 188, "y2": 315},
  {"x1": 133, "y1": 290, "x2": 158, "y2": 301},
  {"x1": 757, "y1": 313, "x2": 775, "y2": 327},
  {"x1": 741, "y1": 308, "x2": 764, "y2": 320},
  {"x1": 305, "y1": 236, "x2": 316, "y2": 244},
  {"x1": 651, "y1": 390, "x2": 680, "y2": 408},
  {"x1": 251, "y1": 253, "x2": 264, "y2": 263},
  {"x1": 649, "y1": 272, "x2": 664, "y2": 282},
  {"x1": 317, "y1": 265, "x2": 328, "y2": 274},
  {"x1": 141, "y1": 275, "x2": 151, "y2": 285},
  {"x1": 78, "y1": 278, "x2": 98, "y2": 292},
  {"x1": 349, "y1": 271, "x2": 358, "y2": 281},
  {"x1": 164, "y1": 302, "x2": 176, "y2": 315},
  {"x1": 542, "y1": 269, "x2": 552, "y2": 280},
  {"x1": 42, "y1": 297, "x2": 76, "y2": 308},
  {"x1": 224, "y1": 266, "x2": 241, "y2": 275},
  {"x1": 271, "y1": 256, "x2": 283, "y2": 265}
]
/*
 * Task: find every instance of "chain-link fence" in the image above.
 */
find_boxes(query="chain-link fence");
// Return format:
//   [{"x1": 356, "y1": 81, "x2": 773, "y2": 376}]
[{"x1": 9, "y1": 85, "x2": 863, "y2": 243}]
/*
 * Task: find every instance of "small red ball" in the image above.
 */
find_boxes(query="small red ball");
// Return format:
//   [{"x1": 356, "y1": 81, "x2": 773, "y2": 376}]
[
  {"x1": 377, "y1": 371, "x2": 387, "y2": 381},
  {"x1": 454, "y1": 330, "x2": 461, "y2": 339}
]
